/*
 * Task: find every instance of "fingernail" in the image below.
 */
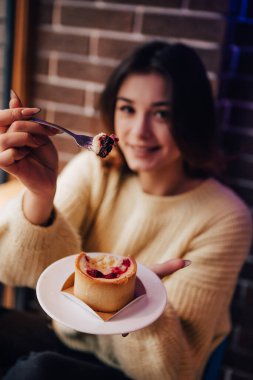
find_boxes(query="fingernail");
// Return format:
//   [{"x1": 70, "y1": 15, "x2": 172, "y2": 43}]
[
  {"x1": 183, "y1": 260, "x2": 191, "y2": 268},
  {"x1": 46, "y1": 127, "x2": 64, "y2": 135},
  {"x1": 10, "y1": 89, "x2": 19, "y2": 99},
  {"x1": 21, "y1": 108, "x2": 41, "y2": 116}
]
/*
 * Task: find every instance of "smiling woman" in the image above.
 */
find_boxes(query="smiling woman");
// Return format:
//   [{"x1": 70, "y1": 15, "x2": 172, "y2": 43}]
[
  {"x1": 114, "y1": 72, "x2": 184, "y2": 195},
  {"x1": 0, "y1": 41, "x2": 251, "y2": 380},
  {"x1": 100, "y1": 41, "x2": 220, "y2": 180}
]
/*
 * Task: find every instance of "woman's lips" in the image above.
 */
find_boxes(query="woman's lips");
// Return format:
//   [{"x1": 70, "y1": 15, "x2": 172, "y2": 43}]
[{"x1": 127, "y1": 144, "x2": 160, "y2": 155}]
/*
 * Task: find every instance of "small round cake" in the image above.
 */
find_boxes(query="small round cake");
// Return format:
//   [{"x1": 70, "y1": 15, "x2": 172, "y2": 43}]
[
  {"x1": 92, "y1": 133, "x2": 119, "y2": 158},
  {"x1": 74, "y1": 252, "x2": 137, "y2": 312}
]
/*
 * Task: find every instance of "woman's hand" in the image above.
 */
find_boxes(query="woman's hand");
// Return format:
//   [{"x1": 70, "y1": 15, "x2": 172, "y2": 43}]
[
  {"x1": 149, "y1": 258, "x2": 191, "y2": 279},
  {"x1": 122, "y1": 259, "x2": 191, "y2": 337},
  {"x1": 0, "y1": 91, "x2": 60, "y2": 225}
]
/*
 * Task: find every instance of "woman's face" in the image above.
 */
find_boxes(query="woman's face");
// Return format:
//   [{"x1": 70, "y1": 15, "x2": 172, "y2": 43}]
[{"x1": 114, "y1": 72, "x2": 182, "y2": 174}]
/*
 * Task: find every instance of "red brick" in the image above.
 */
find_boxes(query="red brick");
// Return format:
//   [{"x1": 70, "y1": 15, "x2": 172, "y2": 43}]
[
  {"x1": 241, "y1": 261, "x2": 253, "y2": 281},
  {"x1": 194, "y1": 47, "x2": 222, "y2": 73},
  {"x1": 84, "y1": 90, "x2": 102, "y2": 111},
  {"x1": 52, "y1": 134, "x2": 81, "y2": 155},
  {"x1": 210, "y1": 77, "x2": 219, "y2": 97},
  {"x1": 236, "y1": 329, "x2": 253, "y2": 353},
  {"x1": 247, "y1": 2, "x2": 253, "y2": 18},
  {"x1": 237, "y1": 50, "x2": 253, "y2": 76},
  {"x1": 230, "y1": 106, "x2": 253, "y2": 128},
  {"x1": 226, "y1": 158, "x2": 253, "y2": 182},
  {"x1": 32, "y1": 82, "x2": 85, "y2": 106},
  {"x1": 34, "y1": 56, "x2": 49, "y2": 75},
  {"x1": 54, "y1": 112, "x2": 103, "y2": 135},
  {"x1": 98, "y1": 39, "x2": 222, "y2": 74},
  {"x1": 103, "y1": 0, "x2": 181, "y2": 7},
  {"x1": 61, "y1": 5, "x2": 134, "y2": 32},
  {"x1": 35, "y1": 2, "x2": 53, "y2": 24},
  {"x1": 36, "y1": 30, "x2": 89, "y2": 55},
  {"x1": 231, "y1": 372, "x2": 253, "y2": 380},
  {"x1": 223, "y1": 130, "x2": 253, "y2": 156},
  {"x1": 58, "y1": 60, "x2": 114, "y2": 84},
  {"x1": 98, "y1": 38, "x2": 140, "y2": 60},
  {"x1": 221, "y1": 77, "x2": 253, "y2": 102},
  {"x1": 245, "y1": 286, "x2": 253, "y2": 307},
  {"x1": 31, "y1": 109, "x2": 46, "y2": 120},
  {"x1": 142, "y1": 14, "x2": 226, "y2": 43},
  {"x1": 234, "y1": 22, "x2": 253, "y2": 46},
  {"x1": 189, "y1": 0, "x2": 229, "y2": 13},
  {"x1": 94, "y1": 91, "x2": 103, "y2": 111},
  {"x1": 232, "y1": 303, "x2": 253, "y2": 329},
  {"x1": 223, "y1": 349, "x2": 253, "y2": 373},
  {"x1": 232, "y1": 283, "x2": 242, "y2": 305},
  {"x1": 230, "y1": 183, "x2": 253, "y2": 207}
]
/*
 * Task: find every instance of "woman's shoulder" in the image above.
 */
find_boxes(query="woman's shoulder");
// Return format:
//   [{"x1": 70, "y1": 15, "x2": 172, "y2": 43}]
[{"x1": 199, "y1": 178, "x2": 251, "y2": 220}]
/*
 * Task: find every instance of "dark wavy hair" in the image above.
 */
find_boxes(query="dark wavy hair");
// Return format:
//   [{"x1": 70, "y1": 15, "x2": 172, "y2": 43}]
[{"x1": 99, "y1": 40, "x2": 224, "y2": 177}]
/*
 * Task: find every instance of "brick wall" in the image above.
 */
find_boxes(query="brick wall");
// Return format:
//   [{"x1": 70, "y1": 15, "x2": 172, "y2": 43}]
[
  {"x1": 29, "y1": 0, "x2": 228, "y2": 170},
  {"x1": 218, "y1": 1, "x2": 253, "y2": 379},
  {"x1": 27, "y1": 0, "x2": 253, "y2": 379}
]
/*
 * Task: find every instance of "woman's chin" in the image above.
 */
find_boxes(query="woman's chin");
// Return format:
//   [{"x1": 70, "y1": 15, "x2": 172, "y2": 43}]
[{"x1": 126, "y1": 159, "x2": 157, "y2": 173}]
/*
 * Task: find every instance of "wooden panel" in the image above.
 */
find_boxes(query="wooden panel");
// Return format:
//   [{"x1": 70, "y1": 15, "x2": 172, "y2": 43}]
[{"x1": 11, "y1": 0, "x2": 31, "y2": 105}]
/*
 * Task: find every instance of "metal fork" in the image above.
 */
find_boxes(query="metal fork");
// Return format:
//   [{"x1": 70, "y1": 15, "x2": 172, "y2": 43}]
[
  {"x1": 31, "y1": 117, "x2": 118, "y2": 158},
  {"x1": 31, "y1": 117, "x2": 93, "y2": 149}
]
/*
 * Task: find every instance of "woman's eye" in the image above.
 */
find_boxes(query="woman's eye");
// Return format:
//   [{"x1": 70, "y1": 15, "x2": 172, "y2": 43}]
[
  {"x1": 118, "y1": 105, "x2": 135, "y2": 114},
  {"x1": 154, "y1": 110, "x2": 171, "y2": 120}
]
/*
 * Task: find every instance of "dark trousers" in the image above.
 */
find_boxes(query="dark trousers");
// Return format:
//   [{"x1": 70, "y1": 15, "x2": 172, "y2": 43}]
[{"x1": 0, "y1": 307, "x2": 131, "y2": 380}]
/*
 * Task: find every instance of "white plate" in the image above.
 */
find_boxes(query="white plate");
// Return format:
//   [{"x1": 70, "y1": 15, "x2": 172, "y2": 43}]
[{"x1": 36, "y1": 254, "x2": 167, "y2": 335}]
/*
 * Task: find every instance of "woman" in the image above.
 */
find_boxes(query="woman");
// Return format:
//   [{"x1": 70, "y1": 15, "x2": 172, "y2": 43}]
[{"x1": 0, "y1": 41, "x2": 251, "y2": 379}]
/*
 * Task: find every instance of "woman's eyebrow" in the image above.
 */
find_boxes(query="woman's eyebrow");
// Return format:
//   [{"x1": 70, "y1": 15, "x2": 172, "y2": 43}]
[
  {"x1": 116, "y1": 98, "x2": 171, "y2": 106},
  {"x1": 152, "y1": 101, "x2": 172, "y2": 107},
  {"x1": 116, "y1": 97, "x2": 133, "y2": 103}
]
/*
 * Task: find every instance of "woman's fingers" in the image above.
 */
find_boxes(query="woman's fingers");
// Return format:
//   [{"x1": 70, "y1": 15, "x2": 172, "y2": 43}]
[
  {"x1": 0, "y1": 108, "x2": 40, "y2": 130},
  {"x1": 0, "y1": 147, "x2": 31, "y2": 167},
  {"x1": 150, "y1": 259, "x2": 191, "y2": 280},
  {"x1": 0, "y1": 131, "x2": 47, "y2": 152},
  {"x1": 8, "y1": 120, "x2": 61, "y2": 136}
]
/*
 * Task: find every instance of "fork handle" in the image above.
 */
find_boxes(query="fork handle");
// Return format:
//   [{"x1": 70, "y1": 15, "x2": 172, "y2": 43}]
[{"x1": 30, "y1": 117, "x2": 77, "y2": 138}]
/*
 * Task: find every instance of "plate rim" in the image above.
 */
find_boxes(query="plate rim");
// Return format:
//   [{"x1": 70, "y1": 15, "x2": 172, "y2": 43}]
[{"x1": 36, "y1": 253, "x2": 167, "y2": 335}]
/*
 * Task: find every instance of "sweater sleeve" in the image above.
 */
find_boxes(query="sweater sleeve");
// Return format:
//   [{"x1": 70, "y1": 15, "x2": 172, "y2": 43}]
[
  {"x1": 99, "y1": 200, "x2": 252, "y2": 380},
  {"x1": 0, "y1": 152, "x2": 105, "y2": 288}
]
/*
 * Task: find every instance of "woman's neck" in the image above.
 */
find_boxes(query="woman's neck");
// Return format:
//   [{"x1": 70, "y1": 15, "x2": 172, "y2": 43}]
[{"x1": 138, "y1": 166, "x2": 203, "y2": 196}]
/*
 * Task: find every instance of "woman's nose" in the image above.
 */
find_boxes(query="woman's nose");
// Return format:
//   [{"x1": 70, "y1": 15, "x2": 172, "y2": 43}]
[{"x1": 133, "y1": 113, "x2": 151, "y2": 138}]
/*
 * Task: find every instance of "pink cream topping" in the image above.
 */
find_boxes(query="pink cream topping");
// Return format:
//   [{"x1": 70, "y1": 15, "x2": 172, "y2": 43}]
[{"x1": 81, "y1": 254, "x2": 131, "y2": 279}]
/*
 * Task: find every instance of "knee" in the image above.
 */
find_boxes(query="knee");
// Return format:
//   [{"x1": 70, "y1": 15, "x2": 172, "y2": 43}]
[{"x1": 4, "y1": 351, "x2": 61, "y2": 380}]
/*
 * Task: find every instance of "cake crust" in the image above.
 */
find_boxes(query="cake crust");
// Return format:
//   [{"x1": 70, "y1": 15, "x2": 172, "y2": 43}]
[{"x1": 74, "y1": 252, "x2": 137, "y2": 312}]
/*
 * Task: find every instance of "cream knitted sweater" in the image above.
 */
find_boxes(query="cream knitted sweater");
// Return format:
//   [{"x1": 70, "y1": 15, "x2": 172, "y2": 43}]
[{"x1": 0, "y1": 151, "x2": 252, "y2": 380}]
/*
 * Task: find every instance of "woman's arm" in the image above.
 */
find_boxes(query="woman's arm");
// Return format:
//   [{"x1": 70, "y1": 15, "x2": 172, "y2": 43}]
[
  {"x1": 0, "y1": 92, "x2": 59, "y2": 225},
  {"x1": 0, "y1": 151, "x2": 103, "y2": 288}
]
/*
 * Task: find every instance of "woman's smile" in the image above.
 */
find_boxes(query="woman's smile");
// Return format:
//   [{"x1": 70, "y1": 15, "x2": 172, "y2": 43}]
[{"x1": 126, "y1": 143, "x2": 161, "y2": 155}]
